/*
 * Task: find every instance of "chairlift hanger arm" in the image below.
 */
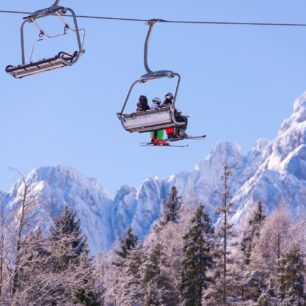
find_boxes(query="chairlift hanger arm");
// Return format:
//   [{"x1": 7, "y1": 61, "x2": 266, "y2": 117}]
[
  {"x1": 24, "y1": 0, "x2": 62, "y2": 21},
  {"x1": 144, "y1": 19, "x2": 165, "y2": 74},
  {"x1": 142, "y1": 19, "x2": 181, "y2": 106}
]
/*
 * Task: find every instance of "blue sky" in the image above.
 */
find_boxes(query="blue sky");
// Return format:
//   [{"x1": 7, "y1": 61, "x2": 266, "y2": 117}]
[{"x1": 1, "y1": 0, "x2": 306, "y2": 195}]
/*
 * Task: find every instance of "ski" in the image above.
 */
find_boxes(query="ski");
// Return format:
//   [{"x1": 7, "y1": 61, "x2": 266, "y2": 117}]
[
  {"x1": 168, "y1": 134, "x2": 207, "y2": 142},
  {"x1": 140, "y1": 142, "x2": 189, "y2": 148}
]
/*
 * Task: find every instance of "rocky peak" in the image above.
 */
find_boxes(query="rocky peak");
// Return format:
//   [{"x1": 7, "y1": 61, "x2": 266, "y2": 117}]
[{"x1": 266, "y1": 92, "x2": 306, "y2": 177}]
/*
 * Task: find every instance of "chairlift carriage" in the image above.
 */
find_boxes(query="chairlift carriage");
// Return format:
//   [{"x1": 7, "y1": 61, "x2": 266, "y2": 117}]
[
  {"x1": 117, "y1": 20, "x2": 206, "y2": 145},
  {"x1": 117, "y1": 20, "x2": 186, "y2": 133},
  {"x1": 5, "y1": 0, "x2": 85, "y2": 78}
]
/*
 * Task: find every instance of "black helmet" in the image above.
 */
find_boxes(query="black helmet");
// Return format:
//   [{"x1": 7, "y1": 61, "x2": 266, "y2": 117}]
[{"x1": 139, "y1": 95, "x2": 147, "y2": 102}]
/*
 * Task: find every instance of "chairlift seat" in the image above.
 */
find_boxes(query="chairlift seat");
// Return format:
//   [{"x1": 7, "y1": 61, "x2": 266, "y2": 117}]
[
  {"x1": 5, "y1": 51, "x2": 79, "y2": 78},
  {"x1": 118, "y1": 107, "x2": 185, "y2": 133}
]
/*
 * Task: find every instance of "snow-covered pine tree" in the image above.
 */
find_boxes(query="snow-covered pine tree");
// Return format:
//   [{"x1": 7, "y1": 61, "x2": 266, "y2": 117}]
[
  {"x1": 47, "y1": 206, "x2": 102, "y2": 305},
  {"x1": 74, "y1": 245, "x2": 103, "y2": 306},
  {"x1": 108, "y1": 226, "x2": 139, "y2": 305},
  {"x1": 8, "y1": 171, "x2": 40, "y2": 299},
  {"x1": 276, "y1": 243, "x2": 305, "y2": 305},
  {"x1": 49, "y1": 205, "x2": 86, "y2": 272},
  {"x1": 114, "y1": 225, "x2": 138, "y2": 265},
  {"x1": 0, "y1": 202, "x2": 11, "y2": 304},
  {"x1": 120, "y1": 243, "x2": 144, "y2": 306},
  {"x1": 160, "y1": 186, "x2": 182, "y2": 226},
  {"x1": 141, "y1": 242, "x2": 179, "y2": 306},
  {"x1": 251, "y1": 207, "x2": 292, "y2": 273},
  {"x1": 10, "y1": 230, "x2": 50, "y2": 305},
  {"x1": 257, "y1": 278, "x2": 280, "y2": 306},
  {"x1": 93, "y1": 252, "x2": 106, "y2": 304},
  {"x1": 209, "y1": 163, "x2": 237, "y2": 305},
  {"x1": 179, "y1": 205, "x2": 214, "y2": 306},
  {"x1": 241, "y1": 201, "x2": 266, "y2": 266},
  {"x1": 145, "y1": 199, "x2": 193, "y2": 303}
]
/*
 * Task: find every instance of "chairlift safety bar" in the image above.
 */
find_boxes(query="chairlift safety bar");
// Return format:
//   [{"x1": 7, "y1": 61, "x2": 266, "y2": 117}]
[{"x1": 20, "y1": 6, "x2": 84, "y2": 65}]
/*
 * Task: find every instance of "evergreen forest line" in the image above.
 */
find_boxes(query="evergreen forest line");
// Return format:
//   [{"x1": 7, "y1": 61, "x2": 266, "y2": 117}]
[{"x1": 0, "y1": 165, "x2": 305, "y2": 305}]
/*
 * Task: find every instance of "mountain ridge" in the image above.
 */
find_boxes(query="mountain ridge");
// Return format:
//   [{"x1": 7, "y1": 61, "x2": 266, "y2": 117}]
[{"x1": 1, "y1": 91, "x2": 306, "y2": 253}]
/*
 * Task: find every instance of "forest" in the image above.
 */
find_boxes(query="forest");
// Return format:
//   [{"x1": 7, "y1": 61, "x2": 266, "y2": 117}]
[{"x1": 0, "y1": 165, "x2": 305, "y2": 306}]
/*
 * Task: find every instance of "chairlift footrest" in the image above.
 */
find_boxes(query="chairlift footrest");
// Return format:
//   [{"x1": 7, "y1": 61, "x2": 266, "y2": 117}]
[{"x1": 5, "y1": 52, "x2": 78, "y2": 78}]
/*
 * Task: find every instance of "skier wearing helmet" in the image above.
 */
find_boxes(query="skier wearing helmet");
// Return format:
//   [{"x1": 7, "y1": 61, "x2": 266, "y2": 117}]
[
  {"x1": 151, "y1": 97, "x2": 161, "y2": 109},
  {"x1": 136, "y1": 95, "x2": 150, "y2": 112},
  {"x1": 162, "y1": 92, "x2": 174, "y2": 107},
  {"x1": 162, "y1": 92, "x2": 188, "y2": 139},
  {"x1": 150, "y1": 97, "x2": 166, "y2": 145}
]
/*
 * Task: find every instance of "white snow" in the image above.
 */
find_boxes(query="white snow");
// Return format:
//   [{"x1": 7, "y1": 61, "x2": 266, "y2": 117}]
[{"x1": 2, "y1": 92, "x2": 306, "y2": 254}]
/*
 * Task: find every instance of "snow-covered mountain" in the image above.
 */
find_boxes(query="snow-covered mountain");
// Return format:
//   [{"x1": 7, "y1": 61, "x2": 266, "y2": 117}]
[{"x1": 2, "y1": 92, "x2": 306, "y2": 254}]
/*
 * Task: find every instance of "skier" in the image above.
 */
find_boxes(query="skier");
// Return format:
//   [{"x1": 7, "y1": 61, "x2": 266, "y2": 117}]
[
  {"x1": 162, "y1": 93, "x2": 188, "y2": 139},
  {"x1": 136, "y1": 95, "x2": 150, "y2": 112},
  {"x1": 150, "y1": 97, "x2": 167, "y2": 145},
  {"x1": 161, "y1": 92, "x2": 174, "y2": 107},
  {"x1": 150, "y1": 97, "x2": 161, "y2": 109}
]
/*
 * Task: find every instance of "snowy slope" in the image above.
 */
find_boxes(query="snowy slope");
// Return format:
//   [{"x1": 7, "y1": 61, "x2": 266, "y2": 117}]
[
  {"x1": 231, "y1": 92, "x2": 306, "y2": 226},
  {"x1": 5, "y1": 167, "x2": 115, "y2": 254},
  {"x1": 1, "y1": 92, "x2": 306, "y2": 253}
]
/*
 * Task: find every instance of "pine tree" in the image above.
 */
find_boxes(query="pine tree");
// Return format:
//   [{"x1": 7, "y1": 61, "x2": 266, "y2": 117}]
[
  {"x1": 141, "y1": 242, "x2": 179, "y2": 306},
  {"x1": 49, "y1": 206, "x2": 86, "y2": 272},
  {"x1": 257, "y1": 278, "x2": 279, "y2": 306},
  {"x1": 179, "y1": 205, "x2": 215, "y2": 306},
  {"x1": 10, "y1": 230, "x2": 50, "y2": 305},
  {"x1": 241, "y1": 201, "x2": 266, "y2": 266},
  {"x1": 251, "y1": 207, "x2": 292, "y2": 273},
  {"x1": 160, "y1": 186, "x2": 182, "y2": 225},
  {"x1": 120, "y1": 244, "x2": 144, "y2": 305},
  {"x1": 93, "y1": 252, "x2": 106, "y2": 304},
  {"x1": 277, "y1": 243, "x2": 305, "y2": 305},
  {"x1": 115, "y1": 225, "x2": 138, "y2": 262},
  {"x1": 73, "y1": 246, "x2": 102, "y2": 306},
  {"x1": 211, "y1": 163, "x2": 237, "y2": 306},
  {"x1": 0, "y1": 202, "x2": 11, "y2": 304},
  {"x1": 46, "y1": 206, "x2": 102, "y2": 305},
  {"x1": 9, "y1": 172, "x2": 40, "y2": 297},
  {"x1": 110, "y1": 226, "x2": 139, "y2": 304}
]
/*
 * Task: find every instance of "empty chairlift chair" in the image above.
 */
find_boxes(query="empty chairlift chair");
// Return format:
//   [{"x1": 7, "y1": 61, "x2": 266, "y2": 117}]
[{"x1": 5, "y1": 0, "x2": 85, "y2": 78}]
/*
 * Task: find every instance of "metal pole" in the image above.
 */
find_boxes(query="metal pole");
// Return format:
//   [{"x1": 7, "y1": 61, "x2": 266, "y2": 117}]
[
  {"x1": 120, "y1": 79, "x2": 140, "y2": 114},
  {"x1": 65, "y1": 8, "x2": 84, "y2": 54},
  {"x1": 144, "y1": 19, "x2": 160, "y2": 74},
  {"x1": 52, "y1": 0, "x2": 60, "y2": 7},
  {"x1": 20, "y1": 20, "x2": 28, "y2": 64},
  {"x1": 172, "y1": 73, "x2": 181, "y2": 108}
]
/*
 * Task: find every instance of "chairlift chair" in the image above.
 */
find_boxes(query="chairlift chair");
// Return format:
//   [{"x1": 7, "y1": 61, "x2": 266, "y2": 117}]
[
  {"x1": 117, "y1": 20, "x2": 187, "y2": 133},
  {"x1": 5, "y1": 0, "x2": 85, "y2": 78}
]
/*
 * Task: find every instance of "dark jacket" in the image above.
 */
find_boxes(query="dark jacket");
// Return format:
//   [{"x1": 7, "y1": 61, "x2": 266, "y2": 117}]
[
  {"x1": 162, "y1": 98, "x2": 173, "y2": 107},
  {"x1": 137, "y1": 98, "x2": 150, "y2": 112}
]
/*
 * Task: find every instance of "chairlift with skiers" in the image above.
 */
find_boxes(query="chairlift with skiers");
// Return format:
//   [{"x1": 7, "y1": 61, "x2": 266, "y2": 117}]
[{"x1": 117, "y1": 20, "x2": 205, "y2": 146}]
